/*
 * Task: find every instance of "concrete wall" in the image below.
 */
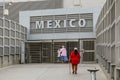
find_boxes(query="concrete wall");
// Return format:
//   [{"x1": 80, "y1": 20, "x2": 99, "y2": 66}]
[
  {"x1": 96, "y1": 0, "x2": 120, "y2": 80},
  {"x1": 0, "y1": 17, "x2": 27, "y2": 67}
]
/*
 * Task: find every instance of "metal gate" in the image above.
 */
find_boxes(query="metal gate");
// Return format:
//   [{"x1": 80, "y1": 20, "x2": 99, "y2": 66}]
[
  {"x1": 27, "y1": 43, "x2": 52, "y2": 63},
  {"x1": 52, "y1": 41, "x2": 79, "y2": 63},
  {"x1": 26, "y1": 40, "x2": 95, "y2": 63},
  {"x1": 41, "y1": 43, "x2": 52, "y2": 63},
  {"x1": 83, "y1": 40, "x2": 95, "y2": 61}
]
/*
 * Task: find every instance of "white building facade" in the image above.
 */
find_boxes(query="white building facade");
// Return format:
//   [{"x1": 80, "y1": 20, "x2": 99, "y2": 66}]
[
  {"x1": 19, "y1": 7, "x2": 98, "y2": 63},
  {"x1": 0, "y1": 0, "x2": 104, "y2": 66}
]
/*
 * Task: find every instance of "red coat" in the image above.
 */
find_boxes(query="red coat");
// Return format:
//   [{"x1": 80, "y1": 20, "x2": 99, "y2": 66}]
[{"x1": 70, "y1": 51, "x2": 80, "y2": 64}]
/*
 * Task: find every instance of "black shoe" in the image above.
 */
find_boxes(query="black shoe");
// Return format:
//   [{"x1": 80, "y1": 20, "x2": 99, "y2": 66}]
[
  {"x1": 72, "y1": 71, "x2": 74, "y2": 74},
  {"x1": 75, "y1": 72, "x2": 77, "y2": 74}
]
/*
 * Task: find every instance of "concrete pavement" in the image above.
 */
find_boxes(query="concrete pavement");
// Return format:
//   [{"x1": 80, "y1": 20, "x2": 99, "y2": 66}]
[{"x1": 0, "y1": 63, "x2": 107, "y2": 80}]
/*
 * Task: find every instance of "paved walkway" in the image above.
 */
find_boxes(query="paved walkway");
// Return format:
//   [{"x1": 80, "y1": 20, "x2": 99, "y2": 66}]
[{"x1": 0, "y1": 63, "x2": 107, "y2": 80}]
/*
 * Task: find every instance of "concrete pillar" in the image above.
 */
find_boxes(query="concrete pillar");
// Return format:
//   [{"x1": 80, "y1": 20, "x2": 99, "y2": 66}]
[
  {"x1": 0, "y1": 57, "x2": 2, "y2": 67},
  {"x1": 79, "y1": 39, "x2": 84, "y2": 63},
  {"x1": 20, "y1": 41, "x2": 25, "y2": 64}
]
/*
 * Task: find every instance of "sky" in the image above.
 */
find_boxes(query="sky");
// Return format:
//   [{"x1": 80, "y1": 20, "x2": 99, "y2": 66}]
[{"x1": 0, "y1": 0, "x2": 106, "y2": 8}]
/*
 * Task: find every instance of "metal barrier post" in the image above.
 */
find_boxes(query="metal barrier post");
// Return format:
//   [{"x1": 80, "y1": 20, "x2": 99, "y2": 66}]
[{"x1": 87, "y1": 69, "x2": 99, "y2": 80}]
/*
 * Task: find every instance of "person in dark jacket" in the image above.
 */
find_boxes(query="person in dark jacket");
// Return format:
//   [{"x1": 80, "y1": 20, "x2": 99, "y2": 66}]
[{"x1": 70, "y1": 47, "x2": 81, "y2": 74}]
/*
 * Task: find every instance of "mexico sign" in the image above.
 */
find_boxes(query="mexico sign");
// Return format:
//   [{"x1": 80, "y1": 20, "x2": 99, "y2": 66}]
[{"x1": 35, "y1": 19, "x2": 86, "y2": 29}]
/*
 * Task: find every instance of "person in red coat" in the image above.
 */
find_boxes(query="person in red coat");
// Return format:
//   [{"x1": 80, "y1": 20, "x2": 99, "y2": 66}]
[{"x1": 70, "y1": 47, "x2": 81, "y2": 74}]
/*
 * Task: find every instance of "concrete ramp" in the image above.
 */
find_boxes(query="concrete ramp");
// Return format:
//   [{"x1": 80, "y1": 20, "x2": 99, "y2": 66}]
[{"x1": 0, "y1": 64, "x2": 107, "y2": 80}]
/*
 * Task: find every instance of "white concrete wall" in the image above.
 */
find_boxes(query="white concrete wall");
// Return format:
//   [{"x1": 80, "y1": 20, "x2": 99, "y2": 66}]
[{"x1": 28, "y1": 32, "x2": 96, "y2": 40}]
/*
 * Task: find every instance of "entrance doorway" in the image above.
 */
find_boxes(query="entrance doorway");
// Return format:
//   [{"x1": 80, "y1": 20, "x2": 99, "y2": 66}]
[{"x1": 26, "y1": 40, "x2": 95, "y2": 63}]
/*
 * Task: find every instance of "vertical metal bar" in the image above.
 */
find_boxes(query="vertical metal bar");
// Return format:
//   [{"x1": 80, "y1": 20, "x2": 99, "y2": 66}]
[
  {"x1": 52, "y1": 40, "x2": 54, "y2": 63},
  {"x1": 51, "y1": 40, "x2": 53, "y2": 63},
  {"x1": 65, "y1": 14, "x2": 67, "y2": 32}
]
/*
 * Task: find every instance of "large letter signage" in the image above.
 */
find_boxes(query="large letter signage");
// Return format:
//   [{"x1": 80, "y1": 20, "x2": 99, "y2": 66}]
[
  {"x1": 35, "y1": 19, "x2": 86, "y2": 29},
  {"x1": 36, "y1": 21, "x2": 44, "y2": 29},
  {"x1": 69, "y1": 19, "x2": 76, "y2": 27},
  {"x1": 78, "y1": 19, "x2": 86, "y2": 27}
]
